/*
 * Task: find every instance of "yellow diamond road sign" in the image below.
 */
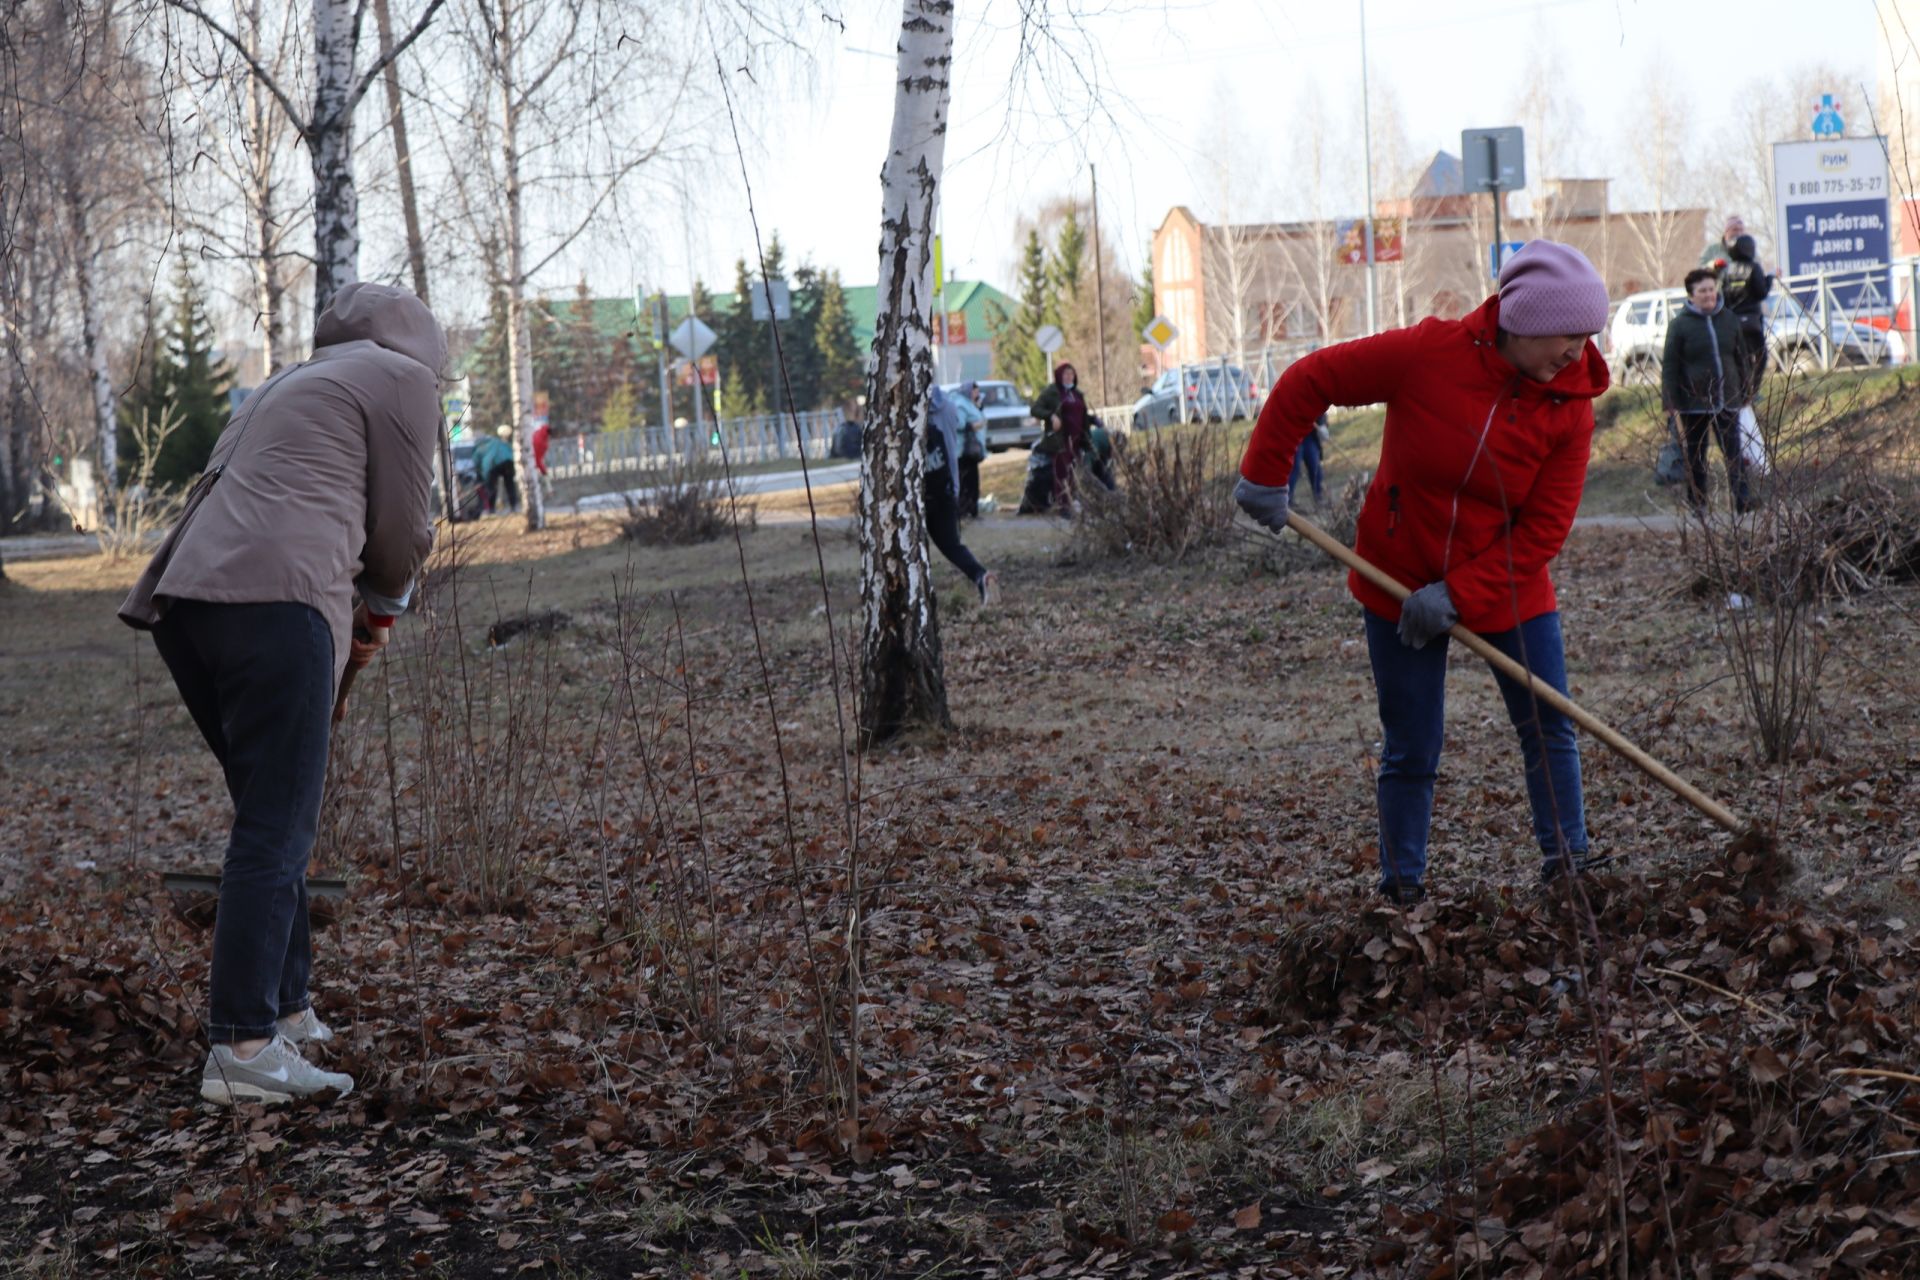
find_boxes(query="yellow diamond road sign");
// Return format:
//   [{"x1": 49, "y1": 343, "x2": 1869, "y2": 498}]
[{"x1": 1143, "y1": 315, "x2": 1178, "y2": 350}]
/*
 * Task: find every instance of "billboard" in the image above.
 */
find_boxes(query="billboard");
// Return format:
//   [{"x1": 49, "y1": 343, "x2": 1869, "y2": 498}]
[
  {"x1": 1337, "y1": 217, "x2": 1403, "y2": 265},
  {"x1": 1773, "y1": 137, "x2": 1891, "y2": 308}
]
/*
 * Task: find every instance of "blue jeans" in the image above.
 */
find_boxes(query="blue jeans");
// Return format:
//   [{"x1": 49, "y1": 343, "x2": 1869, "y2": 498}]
[
  {"x1": 152, "y1": 600, "x2": 334, "y2": 1041},
  {"x1": 1289, "y1": 432, "x2": 1324, "y2": 503},
  {"x1": 1363, "y1": 607, "x2": 1587, "y2": 892}
]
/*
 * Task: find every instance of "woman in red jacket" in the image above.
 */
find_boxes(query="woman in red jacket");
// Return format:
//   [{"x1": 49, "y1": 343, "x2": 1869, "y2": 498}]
[{"x1": 1236, "y1": 241, "x2": 1612, "y2": 905}]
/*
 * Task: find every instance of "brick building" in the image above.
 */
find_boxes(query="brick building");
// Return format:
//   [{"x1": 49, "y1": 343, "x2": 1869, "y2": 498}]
[{"x1": 1150, "y1": 152, "x2": 1708, "y2": 368}]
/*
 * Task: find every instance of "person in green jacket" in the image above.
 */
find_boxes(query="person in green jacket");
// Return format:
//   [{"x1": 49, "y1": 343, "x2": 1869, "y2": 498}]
[
  {"x1": 1662, "y1": 268, "x2": 1754, "y2": 514},
  {"x1": 471, "y1": 427, "x2": 518, "y2": 515}
]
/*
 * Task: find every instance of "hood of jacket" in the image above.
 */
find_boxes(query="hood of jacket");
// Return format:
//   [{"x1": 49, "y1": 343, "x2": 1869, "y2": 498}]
[
  {"x1": 314, "y1": 282, "x2": 447, "y2": 379},
  {"x1": 1460, "y1": 294, "x2": 1610, "y2": 401},
  {"x1": 1683, "y1": 298, "x2": 1726, "y2": 321}
]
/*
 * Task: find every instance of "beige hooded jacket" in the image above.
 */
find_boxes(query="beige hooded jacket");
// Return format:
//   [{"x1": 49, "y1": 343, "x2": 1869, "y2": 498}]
[{"x1": 119, "y1": 283, "x2": 446, "y2": 686}]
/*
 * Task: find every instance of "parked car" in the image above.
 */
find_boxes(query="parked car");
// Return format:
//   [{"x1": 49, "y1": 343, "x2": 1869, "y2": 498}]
[
  {"x1": 942, "y1": 380, "x2": 1037, "y2": 451},
  {"x1": 435, "y1": 437, "x2": 485, "y2": 521},
  {"x1": 1608, "y1": 286, "x2": 1901, "y2": 389},
  {"x1": 1129, "y1": 364, "x2": 1257, "y2": 430}
]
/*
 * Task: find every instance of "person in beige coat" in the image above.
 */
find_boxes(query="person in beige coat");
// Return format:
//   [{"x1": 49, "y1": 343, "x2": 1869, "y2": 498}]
[{"x1": 120, "y1": 282, "x2": 445, "y2": 1104}]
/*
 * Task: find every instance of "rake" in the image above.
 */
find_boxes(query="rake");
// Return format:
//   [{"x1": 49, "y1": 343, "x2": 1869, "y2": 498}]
[{"x1": 1284, "y1": 509, "x2": 1761, "y2": 842}]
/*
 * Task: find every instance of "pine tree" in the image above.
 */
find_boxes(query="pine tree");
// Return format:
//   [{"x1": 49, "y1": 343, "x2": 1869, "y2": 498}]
[
  {"x1": 119, "y1": 257, "x2": 232, "y2": 489},
  {"x1": 1052, "y1": 203, "x2": 1087, "y2": 313},
  {"x1": 813, "y1": 270, "x2": 863, "y2": 413},
  {"x1": 678, "y1": 278, "x2": 718, "y2": 423},
  {"x1": 715, "y1": 257, "x2": 765, "y2": 415},
  {"x1": 543, "y1": 277, "x2": 607, "y2": 434},
  {"x1": 992, "y1": 229, "x2": 1054, "y2": 394},
  {"x1": 465, "y1": 275, "x2": 514, "y2": 440},
  {"x1": 784, "y1": 263, "x2": 825, "y2": 411}
]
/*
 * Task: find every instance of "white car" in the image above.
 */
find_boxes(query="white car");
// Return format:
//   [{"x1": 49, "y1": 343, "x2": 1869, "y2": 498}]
[{"x1": 943, "y1": 380, "x2": 1036, "y2": 451}]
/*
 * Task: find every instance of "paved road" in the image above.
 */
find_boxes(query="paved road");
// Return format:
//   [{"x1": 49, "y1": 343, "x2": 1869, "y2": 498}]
[{"x1": 566, "y1": 461, "x2": 863, "y2": 514}]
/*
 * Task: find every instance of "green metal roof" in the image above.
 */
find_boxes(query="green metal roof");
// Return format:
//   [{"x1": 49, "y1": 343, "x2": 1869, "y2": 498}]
[{"x1": 535, "y1": 279, "x2": 1015, "y2": 350}]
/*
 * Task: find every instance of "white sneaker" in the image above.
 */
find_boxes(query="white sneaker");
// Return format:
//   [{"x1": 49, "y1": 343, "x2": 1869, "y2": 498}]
[
  {"x1": 276, "y1": 1007, "x2": 336, "y2": 1046},
  {"x1": 201, "y1": 1034, "x2": 354, "y2": 1105}
]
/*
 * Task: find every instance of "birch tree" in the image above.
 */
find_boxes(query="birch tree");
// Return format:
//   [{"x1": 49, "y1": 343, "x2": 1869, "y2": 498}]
[
  {"x1": 159, "y1": 0, "x2": 446, "y2": 318},
  {"x1": 1619, "y1": 66, "x2": 1700, "y2": 291},
  {"x1": 858, "y1": 0, "x2": 954, "y2": 744},
  {"x1": 445, "y1": 0, "x2": 684, "y2": 533}
]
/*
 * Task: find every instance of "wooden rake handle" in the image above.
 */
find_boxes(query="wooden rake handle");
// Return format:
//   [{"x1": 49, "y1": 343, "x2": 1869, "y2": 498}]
[{"x1": 1284, "y1": 510, "x2": 1749, "y2": 836}]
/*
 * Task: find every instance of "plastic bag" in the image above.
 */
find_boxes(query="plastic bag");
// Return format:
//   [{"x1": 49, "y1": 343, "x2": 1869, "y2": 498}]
[
  {"x1": 1736, "y1": 405, "x2": 1770, "y2": 476},
  {"x1": 1654, "y1": 415, "x2": 1686, "y2": 487}
]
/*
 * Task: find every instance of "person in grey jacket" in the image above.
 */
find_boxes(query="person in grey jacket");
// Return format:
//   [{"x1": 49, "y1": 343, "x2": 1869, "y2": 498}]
[
  {"x1": 1662, "y1": 267, "x2": 1755, "y2": 514},
  {"x1": 924, "y1": 384, "x2": 996, "y2": 603},
  {"x1": 120, "y1": 282, "x2": 445, "y2": 1104}
]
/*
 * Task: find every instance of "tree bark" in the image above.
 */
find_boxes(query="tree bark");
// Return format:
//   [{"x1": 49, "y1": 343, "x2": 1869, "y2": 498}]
[
  {"x1": 373, "y1": 0, "x2": 454, "y2": 523},
  {"x1": 857, "y1": 0, "x2": 955, "y2": 746},
  {"x1": 309, "y1": 0, "x2": 361, "y2": 317},
  {"x1": 497, "y1": 0, "x2": 545, "y2": 532},
  {"x1": 374, "y1": 0, "x2": 430, "y2": 304},
  {"x1": 243, "y1": 0, "x2": 285, "y2": 376}
]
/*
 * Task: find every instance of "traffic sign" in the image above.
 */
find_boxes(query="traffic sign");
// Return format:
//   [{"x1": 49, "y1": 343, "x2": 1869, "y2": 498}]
[
  {"x1": 1462, "y1": 127, "x2": 1525, "y2": 192},
  {"x1": 667, "y1": 316, "x2": 717, "y2": 359},
  {"x1": 1142, "y1": 315, "x2": 1178, "y2": 350},
  {"x1": 749, "y1": 279, "x2": 791, "y2": 322},
  {"x1": 1489, "y1": 242, "x2": 1526, "y2": 275},
  {"x1": 1034, "y1": 324, "x2": 1064, "y2": 355}
]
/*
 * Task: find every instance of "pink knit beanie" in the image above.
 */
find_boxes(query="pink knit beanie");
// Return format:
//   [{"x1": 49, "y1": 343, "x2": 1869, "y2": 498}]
[{"x1": 1497, "y1": 241, "x2": 1610, "y2": 337}]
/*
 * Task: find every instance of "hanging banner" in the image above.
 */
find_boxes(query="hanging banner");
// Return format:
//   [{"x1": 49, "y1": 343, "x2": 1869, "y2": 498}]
[{"x1": 1337, "y1": 217, "x2": 1403, "y2": 265}]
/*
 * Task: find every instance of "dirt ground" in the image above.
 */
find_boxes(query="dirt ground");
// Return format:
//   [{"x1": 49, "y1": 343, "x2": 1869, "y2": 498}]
[{"x1": 4, "y1": 458, "x2": 1920, "y2": 1276}]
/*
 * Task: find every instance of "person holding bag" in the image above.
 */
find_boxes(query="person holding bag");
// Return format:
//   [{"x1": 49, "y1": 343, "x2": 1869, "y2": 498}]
[
  {"x1": 1028, "y1": 362, "x2": 1089, "y2": 515},
  {"x1": 1662, "y1": 267, "x2": 1756, "y2": 515},
  {"x1": 1235, "y1": 241, "x2": 1612, "y2": 906},
  {"x1": 952, "y1": 380, "x2": 989, "y2": 518}
]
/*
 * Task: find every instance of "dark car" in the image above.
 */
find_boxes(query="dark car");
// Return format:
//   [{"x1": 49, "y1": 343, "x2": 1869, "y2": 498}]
[{"x1": 1129, "y1": 364, "x2": 1257, "y2": 429}]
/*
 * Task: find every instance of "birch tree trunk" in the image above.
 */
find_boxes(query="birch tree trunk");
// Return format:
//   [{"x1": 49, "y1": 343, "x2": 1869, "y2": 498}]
[
  {"x1": 857, "y1": 0, "x2": 955, "y2": 745},
  {"x1": 496, "y1": 0, "x2": 545, "y2": 532},
  {"x1": 309, "y1": 0, "x2": 360, "y2": 316},
  {"x1": 65, "y1": 171, "x2": 116, "y2": 497},
  {"x1": 244, "y1": 0, "x2": 285, "y2": 375}
]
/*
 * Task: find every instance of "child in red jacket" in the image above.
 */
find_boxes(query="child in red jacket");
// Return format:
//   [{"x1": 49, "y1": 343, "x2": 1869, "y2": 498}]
[{"x1": 1236, "y1": 241, "x2": 1613, "y2": 906}]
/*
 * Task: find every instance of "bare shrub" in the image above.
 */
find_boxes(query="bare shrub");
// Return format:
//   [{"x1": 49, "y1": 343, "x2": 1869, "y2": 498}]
[
  {"x1": 619, "y1": 454, "x2": 757, "y2": 546},
  {"x1": 1069, "y1": 425, "x2": 1239, "y2": 562},
  {"x1": 400, "y1": 541, "x2": 559, "y2": 911},
  {"x1": 1678, "y1": 372, "x2": 1918, "y2": 763},
  {"x1": 96, "y1": 407, "x2": 188, "y2": 560}
]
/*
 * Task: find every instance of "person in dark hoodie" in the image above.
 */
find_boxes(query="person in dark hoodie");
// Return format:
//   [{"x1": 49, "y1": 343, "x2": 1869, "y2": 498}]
[
  {"x1": 1235, "y1": 241, "x2": 1612, "y2": 907},
  {"x1": 1716, "y1": 234, "x2": 1772, "y2": 405},
  {"x1": 1662, "y1": 267, "x2": 1754, "y2": 514},
  {"x1": 1028, "y1": 361, "x2": 1089, "y2": 514},
  {"x1": 120, "y1": 282, "x2": 445, "y2": 1105}
]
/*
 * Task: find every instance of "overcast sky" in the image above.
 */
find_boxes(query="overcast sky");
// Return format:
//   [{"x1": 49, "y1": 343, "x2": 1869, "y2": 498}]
[{"x1": 630, "y1": 0, "x2": 1882, "y2": 303}]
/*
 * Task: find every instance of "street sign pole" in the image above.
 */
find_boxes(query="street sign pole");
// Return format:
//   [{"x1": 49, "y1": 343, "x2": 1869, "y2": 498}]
[
  {"x1": 1487, "y1": 134, "x2": 1502, "y2": 282},
  {"x1": 1091, "y1": 164, "x2": 1110, "y2": 404}
]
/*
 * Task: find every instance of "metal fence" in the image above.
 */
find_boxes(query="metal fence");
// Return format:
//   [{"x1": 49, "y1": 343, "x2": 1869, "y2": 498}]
[
  {"x1": 1613, "y1": 257, "x2": 1920, "y2": 387},
  {"x1": 1106, "y1": 340, "x2": 1320, "y2": 431},
  {"x1": 542, "y1": 407, "x2": 847, "y2": 482}
]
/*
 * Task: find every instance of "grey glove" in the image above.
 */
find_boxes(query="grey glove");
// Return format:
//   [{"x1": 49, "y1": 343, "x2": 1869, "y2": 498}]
[
  {"x1": 1397, "y1": 582, "x2": 1459, "y2": 649},
  {"x1": 1234, "y1": 476, "x2": 1292, "y2": 533}
]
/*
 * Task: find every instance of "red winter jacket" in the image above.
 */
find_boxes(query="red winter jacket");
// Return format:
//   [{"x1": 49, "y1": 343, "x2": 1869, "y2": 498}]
[{"x1": 1241, "y1": 295, "x2": 1608, "y2": 633}]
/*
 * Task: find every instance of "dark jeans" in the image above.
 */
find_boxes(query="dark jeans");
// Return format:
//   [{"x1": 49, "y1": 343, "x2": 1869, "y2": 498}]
[
  {"x1": 958, "y1": 455, "x2": 981, "y2": 518},
  {"x1": 1289, "y1": 432, "x2": 1325, "y2": 504},
  {"x1": 1679, "y1": 410, "x2": 1752, "y2": 513},
  {"x1": 489, "y1": 461, "x2": 520, "y2": 513},
  {"x1": 152, "y1": 600, "x2": 334, "y2": 1042},
  {"x1": 925, "y1": 478, "x2": 987, "y2": 589},
  {"x1": 1364, "y1": 608, "x2": 1587, "y2": 894}
]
